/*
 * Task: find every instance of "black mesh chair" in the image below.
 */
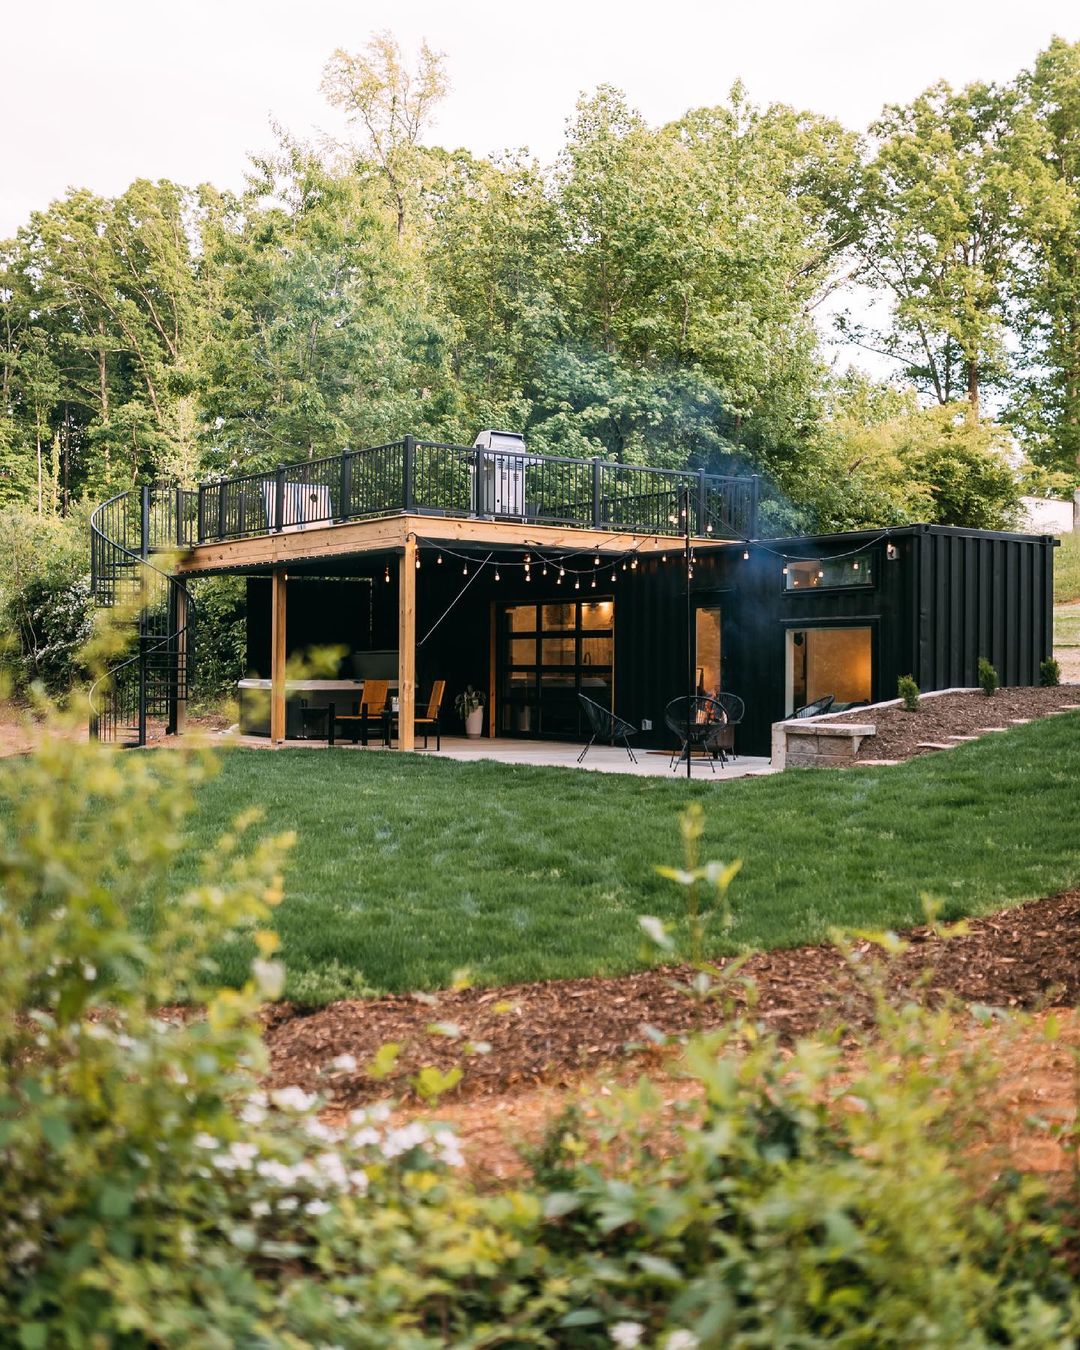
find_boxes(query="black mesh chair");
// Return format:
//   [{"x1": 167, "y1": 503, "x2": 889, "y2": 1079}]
[
  {"x1": 707, "y1": 692, "x2": 745, "y2": 761},
  {"x1": 665, "y1": 696, "x2": 728, "y2": 773},
  {"x1": 577, "y1": 694, "x2": 638, "y2": 764},
  {"x1": 793, "y1": 694, "x2": 834, "y2": 719}
]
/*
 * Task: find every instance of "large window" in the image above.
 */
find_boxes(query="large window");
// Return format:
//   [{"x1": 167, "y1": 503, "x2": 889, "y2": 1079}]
[
  {"x1": 788, "y1": 626, "x2": 872, "y2": 713},
  {"x1": 499, "y1": 599, "x2": 614, "y2": 737}
]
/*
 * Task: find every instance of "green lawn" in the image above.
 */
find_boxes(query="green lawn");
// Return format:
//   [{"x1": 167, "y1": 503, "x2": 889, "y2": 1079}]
[
  {"x1": 167, "y1": 714, "x2": 1080, "y2": 1002},
  {"x1": 1056, "y1": 530, "x2": 1080, "y2": 605},
  {"x1": 1056, "y1": 604, "x2": 1080, "y2": 648}
]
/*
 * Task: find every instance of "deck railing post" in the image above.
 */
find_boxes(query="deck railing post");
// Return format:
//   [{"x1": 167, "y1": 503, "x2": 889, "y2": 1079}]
[
  {"x1": 340, "y1": 450, "x2": 353, "y2": 521},
  {"x1": 592, "y1": 457, "x2": 602, "y2": 529},
  {"x1": 403, "y1": 435, "x2": 416, "y2": 512},
  {"x1": 696, "y1": 469, "x2": 707, "y2": 536},
  {"x1": 217, "y1": 479, "x2": 227, "y2": 540},
  {"x1": 140, "y1": 484, "x2": 150, "y2": 561},
  {"x1": 749, "y1": 474, "x2": 760, "y2": 539},
  {"x1": 197, "y1": 485, "x2": 206, "y2": 543},
  {"x1": 274, "y1": 463, "x2": 286, "y2": 533},
  {"x1": 175, "y1": 485, "x2": 184, "y2": 547}
]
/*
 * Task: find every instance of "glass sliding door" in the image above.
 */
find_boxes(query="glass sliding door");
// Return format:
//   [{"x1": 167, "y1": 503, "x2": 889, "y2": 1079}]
[
  {"x1": 694, "y1": 606, "x2": 722, "y2": 697},
  {"x1": 498, "y1": 598, "x2": 614, "y2": 738}
]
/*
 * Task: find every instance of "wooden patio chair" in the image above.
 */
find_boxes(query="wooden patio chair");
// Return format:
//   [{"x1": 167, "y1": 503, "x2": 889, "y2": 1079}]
[
  {"x1": 332, "y1": 679, "x2": 390, "y2": 746},
  {"x1": 385, "y1": 679, "x2": 446, "y2": 750}
]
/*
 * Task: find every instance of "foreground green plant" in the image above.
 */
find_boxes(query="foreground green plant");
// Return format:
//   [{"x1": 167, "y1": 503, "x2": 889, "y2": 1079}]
[
  {"x1": 1041, "y1": 657, "x2": 1062, "y2": 687},
  {"x1": 2, "y1": 725, "x2": 1078, "y2": 1346}
]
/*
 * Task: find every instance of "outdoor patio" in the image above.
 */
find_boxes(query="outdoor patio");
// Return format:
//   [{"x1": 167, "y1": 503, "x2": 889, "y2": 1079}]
[{"x1": 216, "y1": 729, "x2": 776, "y2": 778}]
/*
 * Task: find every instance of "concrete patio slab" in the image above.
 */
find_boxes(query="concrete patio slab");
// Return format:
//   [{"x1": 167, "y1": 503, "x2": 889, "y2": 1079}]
[{"x1": 214, "y1": 729, "x2": 775, "y2": 779}]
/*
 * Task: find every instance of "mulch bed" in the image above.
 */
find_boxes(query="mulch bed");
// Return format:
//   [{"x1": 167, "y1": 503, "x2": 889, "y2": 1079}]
[
  {"x1": 263, "y1": 888, "x2": 1080, "y2": 1107},
  {"x1": 825, "y1": 685, "x2": 1080, "y2": 762}
]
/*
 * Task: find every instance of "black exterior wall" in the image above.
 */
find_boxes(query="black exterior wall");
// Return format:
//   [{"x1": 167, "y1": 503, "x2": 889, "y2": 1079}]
[
  {"x1": 240, "y1": 523, "x2": 1056, "y2": 758},
  {"x1": 614, "y1": 524, "x2": 1055, "y2": 756}
]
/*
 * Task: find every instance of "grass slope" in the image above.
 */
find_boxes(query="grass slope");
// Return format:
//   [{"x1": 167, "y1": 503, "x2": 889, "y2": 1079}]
[
  {"x1": 1056, "y1": 530, "x2": 1080, "y2": 605},
  {"x1": 173, "y1": 714, "x2": 1080, "y2": 1002}
]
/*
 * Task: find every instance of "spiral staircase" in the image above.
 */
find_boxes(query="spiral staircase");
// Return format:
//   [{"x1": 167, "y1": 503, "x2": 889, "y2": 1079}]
[{"x1": 88, "y1": 485, "x2": 197, "y2": 747}]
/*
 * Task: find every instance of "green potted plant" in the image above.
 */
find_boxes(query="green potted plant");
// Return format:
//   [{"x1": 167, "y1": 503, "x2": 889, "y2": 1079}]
[{"x1": 455, "y1": 686, "x2": 485, "y2": 738}]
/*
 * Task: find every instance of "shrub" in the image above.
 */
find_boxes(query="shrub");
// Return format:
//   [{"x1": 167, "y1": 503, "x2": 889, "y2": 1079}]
[
  {"x1": 2, "y1": 729, "x2": 1077, "y2": 1345},
  {"x1": 0, "y1": 506, "x2": 93, "y2": 697},
  {"x1": 978, "y1": 656, "x2": 999, "y2": 696},
  {"x1": 897, "y1": 673, "x2": 920, "y2": 711},
  {"x1": 189, "y1": 574, "x2": 248, "y2": 708},
  {"x1": 1041, "y1": 657, "x2": 1061, "y2": 687}
]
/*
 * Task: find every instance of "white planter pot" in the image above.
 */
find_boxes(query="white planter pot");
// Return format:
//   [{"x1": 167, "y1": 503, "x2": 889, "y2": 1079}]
[{"x1": 464, "y1": 708, "x2": 484, "y2": 738}]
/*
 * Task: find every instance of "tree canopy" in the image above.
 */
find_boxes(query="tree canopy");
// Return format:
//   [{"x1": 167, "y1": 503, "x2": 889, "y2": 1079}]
[{"x1": 6, "y1": 31, "x2": 1080, "y2": 535}]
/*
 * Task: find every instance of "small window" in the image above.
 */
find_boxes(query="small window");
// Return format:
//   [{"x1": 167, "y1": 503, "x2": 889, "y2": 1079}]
[{"x1": 785, "y1": 558, "x2": 872, "y2": 591}]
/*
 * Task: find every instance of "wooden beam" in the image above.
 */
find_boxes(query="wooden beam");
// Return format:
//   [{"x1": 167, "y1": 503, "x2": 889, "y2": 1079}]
[
  {"x1": 270, "y1": 568, "x2": 287, "y2": 744},
  {"x1": 398, "y1": 537, "x2": 416, "y2": 751},
  {"x1": 174, "y1": 513, "x2": 722, "y2": 577}
]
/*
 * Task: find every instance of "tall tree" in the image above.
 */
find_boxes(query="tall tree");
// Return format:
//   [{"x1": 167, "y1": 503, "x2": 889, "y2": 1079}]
[
  {"x1": 321, "y1": 31, "x2": 448, "y2": 240},
  {"x1": 854, "y1": 81, "x2": 1015, "y2": 417},
  {"x1": 1007, "y1": 37, "x2": 1080, "y2": 473}
]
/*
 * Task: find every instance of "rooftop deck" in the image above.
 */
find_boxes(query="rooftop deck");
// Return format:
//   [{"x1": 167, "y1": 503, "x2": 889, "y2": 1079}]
[{"x1": 94, "y1": 437, "x2": 759, "y2": 569}]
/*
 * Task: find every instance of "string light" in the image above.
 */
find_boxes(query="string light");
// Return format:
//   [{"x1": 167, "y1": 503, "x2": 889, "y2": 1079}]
[
  {"x1": 559, "y1": 566, "x2": 565, "y2": 578},
  {"x1": 590, "y1": 576, "x2": 596, "y2": 588},
  {"x1": 415, "y1": 553, "x2": 421, "y2": 569},
  {"x1": 852, "y1": 561, "x2": 859, "y2": 571},
  {"x1": 462, "y1": 562, "x2": 468, "y2": 576},
  {"x1": 742, "y1": 548, "x2": 750, "y2": 561},
  {"x1": 494, "y1": 568, "x2": 501, "y2": 581},
  {"x1": 782, "y1": 564, "x2": 789, "y2": 576},
  {"x1": 574, "y1": 578, "x2": 580, "y2": 590},
  {"x1": 436, "y1": 553, "x2": 443, "y2": 565},
  {"x1": 593, "y1": 553, "x2": 600, "y2": 565},
  {"x1": 542, "y1": 563, "x2": 548, "y2": 576},
  {"x1": 630, "y1": 557, "x2": 638, "y2": 570},
  {"x1": 661, "y1": 553, "x2": 667, "y2": 563},
  {"x1": 384, "y1": 564, "x2": 390, "y2": 583}
]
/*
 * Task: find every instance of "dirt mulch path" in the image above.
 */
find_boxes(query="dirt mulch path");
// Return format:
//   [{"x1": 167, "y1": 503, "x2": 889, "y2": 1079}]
[
  {"x1": 264, "y1": 888, "x2": 1080, "y2": 1108},
  {"x1": 824, "y1": 685, "x2": 1080, "y2": 762}
]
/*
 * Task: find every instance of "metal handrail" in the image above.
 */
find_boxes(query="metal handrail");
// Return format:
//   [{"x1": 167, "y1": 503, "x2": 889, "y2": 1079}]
[
  {"x1": 88, "y1": 486, "x2": 196, "y2": 746},
  {"x1": 185, "y1": 440, "x2": 760, "y2": 545}
]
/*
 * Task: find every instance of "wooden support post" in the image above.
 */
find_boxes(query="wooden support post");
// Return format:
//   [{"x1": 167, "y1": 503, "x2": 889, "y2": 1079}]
[
  {"x1": 398, "y1": 538, "x2": 416, "y2": 751},
  {"x1": 270, "y1": 568, "x2": 287, "y2": 744}
]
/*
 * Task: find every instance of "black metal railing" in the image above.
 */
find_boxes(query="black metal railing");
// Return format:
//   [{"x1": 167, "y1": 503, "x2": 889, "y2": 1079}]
[
  {"x1": 89, "y1": 484, "x2": 195, "y2": 747},
  {"x1": 186, "y1": 438, "x2": 759, "y2": 545}
]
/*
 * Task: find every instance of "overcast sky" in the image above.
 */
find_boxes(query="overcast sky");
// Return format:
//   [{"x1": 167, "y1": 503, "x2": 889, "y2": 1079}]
[{"x1": 4, "y1": 0, "x2": 1080, "y2": 240}]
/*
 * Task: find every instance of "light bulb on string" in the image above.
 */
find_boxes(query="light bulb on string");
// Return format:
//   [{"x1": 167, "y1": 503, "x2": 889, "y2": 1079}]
[
  {"x1": 590, "y1": 576, "x2": 596, "y2": 588},
  {"x1": 593, "y1": 554, "x2": 600, "y2": 566},
  {"x1": 706, "y1": 523, "x2": 713, "y2": 535},
  {"x1": 558, "y1": 566, "x2": 565, "y2": 578},
  {"x1": 574, "y1": 578, "x2": 580, "y2": 590},
  {"x1": 436, "y1": 553, "x2": 443, "y2": 565},
  {"x1": 384, "y1": 564, "x2": 390, "y2": 583},
  {"x1": 462, "y1": 562, "x2": 468, "y2": 576},
  {"x1": 494, "y1": 568, "x2": 501, "y2": 581},
  {"x1": 742, "y1": 548, "x2": 750, "y2": 561},
  {"x1": 415, "y1": 553, "x2": 421, "y2": 569},
  {"x1": 630, "y1": 557, "x2": 638, "y2": 570},
  {"x1": 661, "y1": 553, "x2": 667, "y2": 563},
  {"x1": 542, "y1": 563, "x2": 548, "y2": 576},
  {"x1": 782, "y1": 564, "x2": 789, "y2": 576},
  {"x1": 852, "y1": 561, "x2": 859, "y2": 571},
  {"x1": 622, "y1": 561, "x2": 627, "y2": 571}
]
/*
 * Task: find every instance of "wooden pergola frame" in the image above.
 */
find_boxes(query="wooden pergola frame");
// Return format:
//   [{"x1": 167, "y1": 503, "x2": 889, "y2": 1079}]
[{"x1": 174, "y1": 513, "x2": 720, "y2": 752}]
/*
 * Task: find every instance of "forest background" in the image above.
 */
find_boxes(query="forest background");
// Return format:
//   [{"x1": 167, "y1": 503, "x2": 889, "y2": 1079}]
[{"x1": 4, "y1": 32, "x2": 1080, "y2": 696}]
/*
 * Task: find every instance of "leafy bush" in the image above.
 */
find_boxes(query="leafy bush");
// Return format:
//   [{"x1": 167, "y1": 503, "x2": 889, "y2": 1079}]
[
  {"x1": 188, "y1": 574, "x2": 248, "y2": 708},
  {"x1": 978, "y1": 656, "x2": 1000, "y2": 696},
  {"x1": 0, "y1": 507, "x2": 93, "y2": 697},
  {"x1": 897, "y1": 673, "x2": 920, "y2": 711},
  {"x1": 2, "y1": 729, "x2": 1077, "y2": 1346},
  {"x1": 1041, "y1": 657, "x2": 1062, "y2": 687}
]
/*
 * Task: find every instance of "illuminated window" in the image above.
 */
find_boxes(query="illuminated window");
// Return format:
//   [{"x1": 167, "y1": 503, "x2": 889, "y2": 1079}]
[
  {"x1": 788, "y1": 627, "x2": 872, "y2": 713},
  {"x1": 785, "y1": 558, "x2": 872, "y2": 591},
  {"x1": 695, "y1": 607, "x2": 722, "y2": 697}
]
